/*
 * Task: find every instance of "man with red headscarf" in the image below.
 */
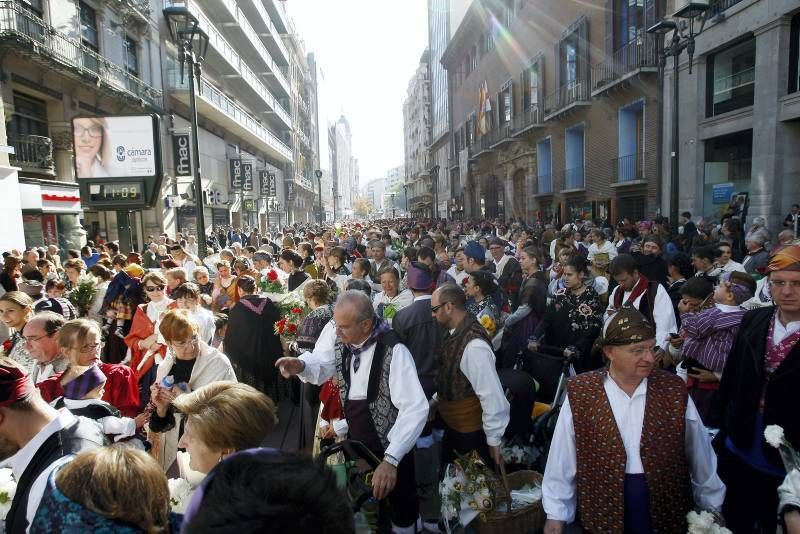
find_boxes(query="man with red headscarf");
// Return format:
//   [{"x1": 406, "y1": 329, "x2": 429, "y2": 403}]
[
  {"x1": 0, "y1": 358, "x2": 105, "y2": 532},
  {"x1": 715, "y1": 244, "x2": 800, "y2": 532}
]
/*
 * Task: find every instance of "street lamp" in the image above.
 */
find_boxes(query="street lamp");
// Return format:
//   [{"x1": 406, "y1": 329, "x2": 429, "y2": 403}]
[
  {"x1": 648, "y1": 2, "x2": 709, "y2": 237},
  {"x1": 164, "y1": 4, "x2": 210, "y2": 258},
  {"x1": 315, "y1": 169, "x2": 324, "y2": 225},
  {"x1": 430, "y1": 164, "x2": 440, "y2": 220},
  {"x1": 402, "y1": 184, "x2": 408, "y2": 215},
  {"x1": 390, "y1": 193, "x2": 396, "y2": 219}
]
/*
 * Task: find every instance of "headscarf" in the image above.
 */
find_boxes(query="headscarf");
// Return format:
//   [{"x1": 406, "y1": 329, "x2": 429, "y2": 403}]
[
  {"x1": 720, "y1": 271, "x2": 756, "y2": 305},
  {"x1": 599, "y1": 307, "x2": 655, "y2": 347},
  {"x1": 62, "y1": 365, "x2": 106, "y2": 400},
  {"x1": 768, "y1": 244, "x2": 800, "y2": 272}
]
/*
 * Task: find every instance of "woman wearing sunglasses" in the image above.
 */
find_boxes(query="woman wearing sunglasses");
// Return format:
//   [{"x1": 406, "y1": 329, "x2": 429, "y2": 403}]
[
  {"x1": 149, "y1": 309, "x2": 236, "y2": 472},
  {"x1": 124, "y1": 272, "x2": 176, "y2": 406},
  {"x1": 37, "y1": 318, "x2": 140, "y2": 417}
]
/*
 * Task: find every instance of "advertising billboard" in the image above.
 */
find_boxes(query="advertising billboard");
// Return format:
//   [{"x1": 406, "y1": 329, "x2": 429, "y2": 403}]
[{"x1": 72, "y1": 115, "x2": 158, "y2": 179}]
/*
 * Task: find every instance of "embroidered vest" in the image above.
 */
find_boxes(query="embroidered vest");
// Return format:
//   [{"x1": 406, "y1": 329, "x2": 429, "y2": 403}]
[
  {"x1": 334, "y1": 331, "x2": 400, "y2": 451},
  {"x1": 568, "y1": 370, "x2": 692, "y2": 533},
  {"x1": 437, "y1": 315, "x2": 491, "y2": 402},
  {"x1": 6, "y1": 417, "x2": 106, "y2": 534}
]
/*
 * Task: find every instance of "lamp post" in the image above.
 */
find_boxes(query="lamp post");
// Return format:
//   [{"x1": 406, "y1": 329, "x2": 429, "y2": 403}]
[
  {"x1": 164, "y1": 4, "x2": 210, "y2": 259},
  {"x1": 430, "y1": 164, "x2": 440, "y2": 220},
  {"x1": 390, "y1": 193, "x2": 396, "y2": 219},
  {"x1": 402, "y1": 184, "x2": 408, "y2": 215},
  {"x1": 648, "y1": 1, "x2": 709, "y2": 238},
  {"x1": 315, "y1": 169, "x2": 324, "y2": 225}
]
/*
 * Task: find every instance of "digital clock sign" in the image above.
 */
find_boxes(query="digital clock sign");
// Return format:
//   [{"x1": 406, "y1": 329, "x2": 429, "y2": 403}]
[{"x1": 88, "y1": 182, "x2": 145, "y2": 204}]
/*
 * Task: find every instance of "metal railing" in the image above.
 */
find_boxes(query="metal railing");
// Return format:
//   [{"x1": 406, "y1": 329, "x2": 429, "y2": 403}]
[
  {"x1": 591, "y1": 35, "x2": 658, "y2": 92},
  {"x1": 563, "y1": 166, "x2": 585, "y2": 190},
  {"x1": 8, "y1": 134, "x2": 54, "y2": 172},
  {"x1": 709, "y1": 0, "x2": 745, "y2": 15},
  {"x1": 613, "y1": 152, "x2": 647, "y2": 183},
  {"x1": 0, "y1": 1, "x2": 162, "y2": 108},
  {"x1": 512, "y1": 104, "x2": 542, "y2": 133},
  {"x1": 246, "y1": 0, "x2": 289, "y2": 63},
  {"x1": 544, "y1": 80, "x2": 590, "y2": 117},
  {"x1": 712, "y1": 66, "x2": 755, "y2": 98},
  {"x1": 537, "y1": 173, "x2": 552, "y2": 194},
  {"x1": 295, "y1": 173, "x2": 314, "y2": 191}
]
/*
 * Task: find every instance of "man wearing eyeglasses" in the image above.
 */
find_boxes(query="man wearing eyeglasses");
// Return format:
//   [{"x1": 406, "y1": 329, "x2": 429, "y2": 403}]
[
  {"x1": 429, "y1": 283, "x2": 509, "y2": 469},
  {"x1": 21, "y1": 312, "x2": 67, "y2": 384},
  {"x1": 715, "y1": 244, "x2": 800, "y2": 532}
]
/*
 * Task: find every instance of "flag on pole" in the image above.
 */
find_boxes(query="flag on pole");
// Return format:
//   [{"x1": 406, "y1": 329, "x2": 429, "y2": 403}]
[{"x1": 477, "y1": 80, "x2": 492, "y2": 136}]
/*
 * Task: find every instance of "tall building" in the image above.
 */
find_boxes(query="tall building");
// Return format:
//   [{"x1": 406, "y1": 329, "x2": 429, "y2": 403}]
[
  {"x1": 285, "y1": 26, "x2": 320, "y2": 224},
  {"x1": 659, "y1": 0, "x2": 800, "y2": 230},
  {"x1": 427, "y1": 0, "x2": 470, "y2": 218},
  {"x1": 363, "y1": 177, "x2": 386, "y2": 213},
  {"x1": 404, "y1": 49, "x2": 432, "y2": 216},
  {"x1": 1, "y1": 0, "x2": 162, "y2": 251},
  {"x1": 442, "y1": 0, "x2": 663, "y2": 224},
  {"x1": 328, "y1": 115, "x2": 355, "y2": 217}
]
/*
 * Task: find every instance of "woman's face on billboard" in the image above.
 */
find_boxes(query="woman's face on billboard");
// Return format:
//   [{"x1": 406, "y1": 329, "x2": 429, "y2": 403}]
[{"x1": 73, "y1": 118, "x2": 103, "y2": 159}]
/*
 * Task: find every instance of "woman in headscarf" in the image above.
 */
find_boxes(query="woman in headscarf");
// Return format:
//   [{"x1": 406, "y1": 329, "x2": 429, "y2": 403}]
[{"x1": 223, "y1": 275, "x2": 284, "y2": 400}]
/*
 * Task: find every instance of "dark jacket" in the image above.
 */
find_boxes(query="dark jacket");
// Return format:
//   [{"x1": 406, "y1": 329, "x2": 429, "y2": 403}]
[
  {"x1": 391, "y1": 296, "x2": 441, "y2": 398},
  {"x1": 667, "y1": 279, "x2": 686, "y2": 328},
  {"x1": 633, "y1": 252, "x2": 668, "y2": 287},
  {"x1": 715, "y1": 307, "x2": 800, "y2": 469}
]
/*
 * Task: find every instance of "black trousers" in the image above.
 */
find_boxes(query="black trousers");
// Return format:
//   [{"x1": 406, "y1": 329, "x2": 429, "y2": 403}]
[
  {"x1": 718, "y1": 445, "x2": 783, "y2": 533},
  {"x1": 386, "y1": 451, "x2": 419, "y2": 528},
  {"x1": 441, "y1": 423, "x2": 491, "y2": 468}
]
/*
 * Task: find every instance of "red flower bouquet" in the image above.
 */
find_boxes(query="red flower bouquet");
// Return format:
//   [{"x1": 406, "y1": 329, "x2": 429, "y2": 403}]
[
  {"x1": 260, "y1": 269, "x2": 284, "y2": 294},
  {"x1": 274, "y1": 305, "x2": 306, "y2": 341}
]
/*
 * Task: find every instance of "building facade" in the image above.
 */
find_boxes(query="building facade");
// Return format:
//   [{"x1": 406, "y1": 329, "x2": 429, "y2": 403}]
[
  {"x1": 1, "y1": 0, "x2": 162, "y2": 251},
  {"x1": 660, "y1": 0, "x2": 800, "y2": 230},
  {"x1": 427, "y1": 0, "x2": 470, "y2": 219},
  {"x1": 404, "y1": 49, "x2": 432, "y2": 216},
  {"x1": 328, "y1": 115, "x2": 355, "y2": 218},
  {"x1": 442, "y1": 0, "x2": 664, "y2": 225}
]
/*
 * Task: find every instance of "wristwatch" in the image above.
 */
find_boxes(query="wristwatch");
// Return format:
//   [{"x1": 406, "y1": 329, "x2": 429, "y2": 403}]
[{"x1": 383, "y1": 454, "x2": 399, "y2": 467}]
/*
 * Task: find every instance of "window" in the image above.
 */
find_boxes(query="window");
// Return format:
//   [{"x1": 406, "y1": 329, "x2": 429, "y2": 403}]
[
  {"x1": 79, "y1": 1, "x2": 98, "y2": 50},
  {"x1": 565, "y1": 40, "x2": 577, "y2": 87},
  {"x1": 123, "y1": 36, "x2": 139, "y2": 76},
  {"x1": 499, "y1": 82, "x2": 513, "y2": 124},
  {"x1": 706, "y1": 37, "x2": 755, "y2": 117},
  {"x1": 8, "y1": 92, "x2": 49, "y2": 137},
  {"x1": 522, "y1": 58, "x2": 541, "y2": 111},
  {"x1": 790, "y1": 14, "x2": 800, "y2": 94},
  {"x1": 536, "y1": 138, "x2": 552, "y2": 194},
  {"x1": 557, "y1": 17, "x2": 588, "y2": 105},
  {"x1": 565, "y1": 124, "x2": 585, "y2": 189},
  {"x1": 617, "y1": 100, "x2": 645, "y2": 182},
  {"x1": 615, "y1": 0, "x2": 644, "y2": 51},
  {"x1": 467, "y1": 112, "x2": 476, "y2": 146},
  {"x1": 15, "y1": 0, "x2": 43, "y2": 16}
]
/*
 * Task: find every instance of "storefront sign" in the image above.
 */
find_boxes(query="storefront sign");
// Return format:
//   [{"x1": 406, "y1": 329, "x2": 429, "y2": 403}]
[
  {"x1": 260, "y1": 171, "x2": 277, "y2": 197},
  {"x1": 172, "y1": 134, "x2": 192, "y2": 178},
  {"x1": 242, "y1": 162, "x2": 254, "y2": 192},
  {"x1": 243, "y1": 199, "x2": 255, "y2": 212},
  {"x1": 286, "y1": 181, "x2": 295, "y2": 202},
  {"x1": 229, "y1": 159, "x2": 242, "y2": 190}
]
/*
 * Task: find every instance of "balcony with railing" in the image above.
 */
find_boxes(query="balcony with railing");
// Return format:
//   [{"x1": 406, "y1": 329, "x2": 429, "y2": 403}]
[
  {"x1": 536, "y1": 173, "x2": 553, "y2": 195},
  {"x1": 168, "y1": 69, "x2": 291, "y2": 162},
  {"x1": 240, "y1": 0, "x2": 289, "y2": 64},
  {"x1": 561, "y1": 166, "x2": 585, "y2": 191},
  {"x1": 295, "y1": 173, "x2": 314, "y2": 192},
  {"x1": 709, "y1": 0, "x2": 745, "y2": 15},
  {"x1": 512, "y1": 104, "x2": 543, "y2": 136},
  {"x1": 612, "y1": 152, "x2": 650, "y2": 184},
  {"x1": 543, "y1": 80, "x2": 591, "y2": 120},
  {"x1": 8, "y1": 134, "x2": 55, "y2": 176},
  {"x1": 0, "y1": 1, "x2": 162, "y2": 109},
  {"x1": 591, "y1": 35, "x2": 659, "y2": 96}
]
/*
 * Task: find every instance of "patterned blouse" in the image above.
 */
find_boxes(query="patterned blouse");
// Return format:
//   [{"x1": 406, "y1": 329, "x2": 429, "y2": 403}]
[{"x1": 297, "y1": 304, "x2": 333, "y2": 353}]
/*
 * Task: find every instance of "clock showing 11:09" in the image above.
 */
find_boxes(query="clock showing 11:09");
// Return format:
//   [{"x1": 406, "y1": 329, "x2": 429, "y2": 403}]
[{"x1": 88, "y1": 182, "x2": 144, "y2": 203}]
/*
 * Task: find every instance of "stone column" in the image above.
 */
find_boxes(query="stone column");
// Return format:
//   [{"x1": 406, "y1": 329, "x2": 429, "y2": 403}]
[{"x1": 50, "y1": 122, "x2": 74, "y2": 182}]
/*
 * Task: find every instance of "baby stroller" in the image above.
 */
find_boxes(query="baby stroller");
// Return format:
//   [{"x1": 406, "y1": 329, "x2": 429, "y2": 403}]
[
  {"x1": 513, "y1": 344, "x2": 575, "y2": 471},
  {"x1": 318, "y1": 439, "x2": 392, "y2": 534}
]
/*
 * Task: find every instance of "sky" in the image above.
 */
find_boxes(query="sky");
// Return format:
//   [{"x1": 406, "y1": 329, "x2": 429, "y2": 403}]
[{"x1": 287, "y1": 0, "x2": 429, "y2": 186}]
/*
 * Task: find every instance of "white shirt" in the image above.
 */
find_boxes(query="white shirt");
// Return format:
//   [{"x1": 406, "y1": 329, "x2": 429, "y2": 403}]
[
  {"x1": 297, "y1": 321, "x2": 429, "y2": 461},
  {"x1": 459, "y1": 338, "x2": 511, "y2": 447},
  {"x1": 717, "y1": 260, "x2": 746, "y2": 275},
  {"x1": 542, "y1": 374, "x2": 726, "y2": 522},
  {"x1": 605, "y1": 282, "x2": 677, "y2": 351},
  {"x1": 772, "y1": 314, "x2": 800, "y2": 346},
  {"x1": 447, "y1": 265, "x2": 469, "y2": 286},
  {"x1": 587, "y1": 240, "x2": 618, "y2": 263},
  {"x1": 3, "y1": 410, "x2": 78, "y2": 530},
  {"x1": 372, "y1": 289, "x2": 414, "y2": 324},
  {"x1": 189, "y1": 306, "x2": 216, "y2": 344}
]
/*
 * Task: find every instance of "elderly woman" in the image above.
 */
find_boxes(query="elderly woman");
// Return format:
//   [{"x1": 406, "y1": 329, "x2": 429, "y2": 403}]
[
  {"x1": 37, "y1": 318, "x2": 140, "y2": 417},
  {"x1": 149, "y1": 309, "x2": 236, "y2": 471},
  {"x1": 0, "y1": 291, "x2": 36, "y2": 373},
  {"x1": 371, "y1": 265, "x2": 412, "y2": 324},
  {"x1": 223, "y1": 275, "x2": 283, "y2": 399},
  {"x1": 31, "y1": 447, "x2": 175, "y2": 533},
  {"x1": 160, "y1": 381, "x2": 278, "y2": 475},
  {"x1": 279, "y1": 249, "x2": 310, "y2": 292},
  {"x1": 192, "y1": 266, "x2": 214, "y2": 296}
]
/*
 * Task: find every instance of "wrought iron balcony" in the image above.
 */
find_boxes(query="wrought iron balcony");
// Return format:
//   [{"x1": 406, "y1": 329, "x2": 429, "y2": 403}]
[
  {"x1": 512, "y1": 104, "x2": 543, "y2": 136},
  {"x1": 536, "y1": 173, "x2": 553, "y2": 195},
  {"x1": 709, "y1": 0, "x2": 745, "y2": 15},
  {"x1": 543, "y1": 80, "x2": 590, "y2": 120},
  {"x1": 559, "y1": 166, "x2": 585, "y2": 191},
  {"x1": 591, "y1": 35, "x2": 659, "y2": 96},
  {"x1": 612, "y1": 152, "x2": 648, "y2": 183},
  {"x1": 8, "y1": 134, "x2": 55, "y2": 175},
  {"x1": 0, "y1": 1, "x2": 162, "y2": 109}
]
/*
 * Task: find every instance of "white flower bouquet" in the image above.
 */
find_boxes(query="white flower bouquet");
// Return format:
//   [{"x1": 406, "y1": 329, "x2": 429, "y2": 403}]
[
  {"x1": 764, "y1": 424, "x2": 800, "y2": 475},
  {"x1": 0, "y1": 468, "x2": 17, "y2": 520},
  {"x1": 167, "y1": 477, "x2": 193, "y2": 514},
  {"x1": 687, "y1": 510, "x2": 732, "y2": 534}
]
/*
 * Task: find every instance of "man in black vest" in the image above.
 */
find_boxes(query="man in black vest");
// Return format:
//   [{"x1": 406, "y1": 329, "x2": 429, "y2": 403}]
[
  {"x1": 1, "y1": 358, "x2": 105, "y2": 533},
  {"x1": 276, "y1": 290, "x2": 428, "y2": 533}
]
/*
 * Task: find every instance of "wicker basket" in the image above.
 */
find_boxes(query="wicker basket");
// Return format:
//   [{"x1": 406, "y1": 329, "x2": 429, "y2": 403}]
[{"x1": 476, "y1": 468, "x2": 545, "y2": 534}]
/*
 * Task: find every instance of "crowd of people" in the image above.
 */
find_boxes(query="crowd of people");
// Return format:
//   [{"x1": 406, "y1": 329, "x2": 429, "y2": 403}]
[{"x1": 0, "y1": 210, "x2": 799, "y2": 533}]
